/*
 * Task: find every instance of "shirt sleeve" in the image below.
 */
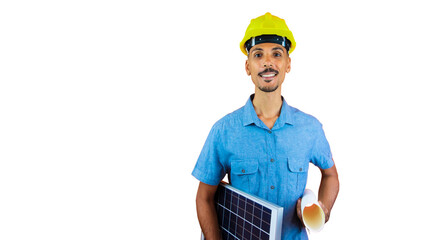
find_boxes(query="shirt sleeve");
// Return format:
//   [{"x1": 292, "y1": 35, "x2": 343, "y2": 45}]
[
  {"x1": 310, "y1": 122, "x2": 334, "y2": 170},
  {"x1": 191, "y1": 123, "x2": 226, "y2": 186}
]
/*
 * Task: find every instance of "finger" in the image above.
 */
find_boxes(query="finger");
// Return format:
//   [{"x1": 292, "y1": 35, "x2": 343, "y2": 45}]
[
  {"x1": 318, "y1": 200, "x2": 329, "y2": 223},
  {"x1": 318, "y1": 201, "x2": 325, "y2": 212},
  {"x1": 296, "y1": 198, "x2": 302, "y2": 221}
]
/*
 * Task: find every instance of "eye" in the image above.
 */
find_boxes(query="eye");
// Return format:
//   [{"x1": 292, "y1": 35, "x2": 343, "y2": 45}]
[
  {"x1": 274, "y1": 52, "x2": 282, "y2": 57},
  {"x1": 254, "y1": 53, "x2": 262, "y2": 58}
]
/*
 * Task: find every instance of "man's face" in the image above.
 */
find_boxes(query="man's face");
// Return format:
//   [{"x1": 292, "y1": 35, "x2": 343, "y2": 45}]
[{"x1": 245, "y1": 42, "x2": 291, "y2": 93}]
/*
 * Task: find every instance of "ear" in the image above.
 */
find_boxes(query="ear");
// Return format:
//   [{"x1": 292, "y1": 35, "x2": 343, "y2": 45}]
[
  {"x1": 286, "y1": 56, "x2": 291, "y2": 73},
  {"x1": 245, "y1": 59, "x2": 251, "y2": 76}
]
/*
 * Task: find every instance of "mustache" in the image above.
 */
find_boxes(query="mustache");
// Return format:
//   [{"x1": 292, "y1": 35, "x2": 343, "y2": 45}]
[{"x1": 258, "y1": 68, "x2": 279, "y2": 76}]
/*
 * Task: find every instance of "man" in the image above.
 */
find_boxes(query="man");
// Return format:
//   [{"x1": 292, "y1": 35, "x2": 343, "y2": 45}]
[{"x1": 192, "y1": 12, "x2": 339, "y2": 240}]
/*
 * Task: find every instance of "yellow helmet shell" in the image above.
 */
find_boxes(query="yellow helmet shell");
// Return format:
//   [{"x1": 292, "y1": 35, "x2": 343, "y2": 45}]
[{"x1": 240, "y1": 12, "x2": 296, "y2": 55}]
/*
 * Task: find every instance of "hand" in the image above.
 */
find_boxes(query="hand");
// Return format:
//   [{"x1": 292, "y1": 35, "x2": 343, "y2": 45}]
[
  {"x1": 297, "y1": 198, "x2": 330, "y2": 224},
  {"x1": 318, "y1": 200, "x2": 330, "y2": 223},
  {"x1": 296, "y1": 198, "x2": 303, "y2": 224}
]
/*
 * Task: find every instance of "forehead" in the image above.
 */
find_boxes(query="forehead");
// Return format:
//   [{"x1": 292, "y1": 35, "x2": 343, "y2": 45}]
[{"x1": 249, "y1": 42, "x2": 287, "y2": 53}]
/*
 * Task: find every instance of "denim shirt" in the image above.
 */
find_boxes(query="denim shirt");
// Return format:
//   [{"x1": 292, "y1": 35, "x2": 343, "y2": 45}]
[{"x1": 192, "y1": 95, "x2": 334, "y2": 240}]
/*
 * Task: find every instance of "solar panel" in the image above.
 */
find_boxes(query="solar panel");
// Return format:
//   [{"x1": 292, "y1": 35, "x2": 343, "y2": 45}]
[{"x1": 201, "y1": 182, "x2": 283, "y2": 240}]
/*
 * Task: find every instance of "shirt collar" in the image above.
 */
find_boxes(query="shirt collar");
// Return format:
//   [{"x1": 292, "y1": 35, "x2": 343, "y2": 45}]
[{"x1": 242, "y1": 94, "x2": 295, "y2": 128}]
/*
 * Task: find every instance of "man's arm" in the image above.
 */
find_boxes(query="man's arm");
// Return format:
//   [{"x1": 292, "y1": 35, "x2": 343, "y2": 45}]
[
  {"x1": 317, "y1": 163, "x2": 339, "y2": 222},
  {"x1": 296, "y1": 163, "x2": 339, "y2": 223},
  {"x1": 196, "y1": 182, "x2": 221, "y2": 240}
]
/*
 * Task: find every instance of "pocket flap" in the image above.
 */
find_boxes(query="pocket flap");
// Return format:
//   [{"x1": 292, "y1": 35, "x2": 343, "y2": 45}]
[
  {"x1": 231, "y1": 160, "x2": 258, "y2": 175},
  {"x1": 288, "y1": 157, "x2": 309, "y2": 173}
]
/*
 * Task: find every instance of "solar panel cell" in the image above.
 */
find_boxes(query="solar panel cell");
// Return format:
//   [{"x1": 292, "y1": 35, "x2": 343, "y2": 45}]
[
  {"x1": 254, "y1": 204, "x2": 262, "y2": 219},
  {"x1": 253, "y1": 214, "x2": 261, "y2": 227},
  {"x1": 261, "y1": 221, "x2": 270, "y2": 234},
  {"x1": 243, "y1": 226, "x2": 251, "y2": 239},
  {"x1": 261, "y1": 231, "x2": 269, "y2": 240},
  {"x1": 253, "y1": 226, "x2": 261, "y2": 238},
  {"x1": 231, "y1": 192, "x2": 238, "y2": 213},
  {"x1": 225, "y1": 190, "x2": 231, "y2": 208}
]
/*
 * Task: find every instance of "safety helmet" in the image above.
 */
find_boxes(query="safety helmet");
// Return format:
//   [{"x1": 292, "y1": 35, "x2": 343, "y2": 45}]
[{"x1": 240, "y1": 12, "x2": 296, "y2": 55}]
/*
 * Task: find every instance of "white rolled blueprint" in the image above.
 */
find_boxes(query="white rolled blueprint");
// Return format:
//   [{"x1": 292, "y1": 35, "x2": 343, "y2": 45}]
[{"x1": 300, "y1": 189, "x2": 325, "y2": 232}]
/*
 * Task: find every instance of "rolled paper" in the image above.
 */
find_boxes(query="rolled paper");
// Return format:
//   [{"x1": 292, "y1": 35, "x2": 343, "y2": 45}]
[{"x1": 300, "y1": 189, "x2": 325, "y2": 232}]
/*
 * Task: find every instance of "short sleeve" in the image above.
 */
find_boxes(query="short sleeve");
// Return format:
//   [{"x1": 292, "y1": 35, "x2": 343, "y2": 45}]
[
  {"x1": 191, "y1": 123, "x2": 226, "y2": 186},
  {"x1": 310, "y1": 123, "x2": 334, "y2": 170}
]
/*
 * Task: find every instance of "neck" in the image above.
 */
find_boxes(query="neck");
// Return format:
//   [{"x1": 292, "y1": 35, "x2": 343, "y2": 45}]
[{"x1": 252, "y1": 88, "x2": 283, "y2": 119}]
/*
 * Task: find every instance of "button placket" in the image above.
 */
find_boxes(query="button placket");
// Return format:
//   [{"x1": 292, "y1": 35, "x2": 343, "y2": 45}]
[{"x1": 266, "y1": 130, "x2": 278, "y2": 202}]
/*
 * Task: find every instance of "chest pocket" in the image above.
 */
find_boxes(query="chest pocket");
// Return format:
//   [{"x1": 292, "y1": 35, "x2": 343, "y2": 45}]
[
  {"x1": 287, "y1": 157, "x2": 309, "y2": 194},
  {"x1": 230, "y1": 160, "x2": 259, "y2": 194}
]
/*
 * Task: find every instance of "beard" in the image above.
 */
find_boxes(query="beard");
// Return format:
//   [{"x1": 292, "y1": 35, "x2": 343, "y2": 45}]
[{"x1": 258, "y1": 84, "x2": 279, "y2": 93}]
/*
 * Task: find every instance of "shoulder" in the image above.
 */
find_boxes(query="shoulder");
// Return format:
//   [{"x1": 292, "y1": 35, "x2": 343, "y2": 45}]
[
  {"x1": 287, "y1": 105, "x2": 323, "y2": 128},
  {"x1": 211, "y1": 106, "x2": 245, "y2": 131}
]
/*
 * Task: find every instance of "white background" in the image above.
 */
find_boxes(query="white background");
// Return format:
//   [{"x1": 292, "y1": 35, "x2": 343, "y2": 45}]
[{"x1": 1, "y1": 0, "x2": 437, "y2": 239}]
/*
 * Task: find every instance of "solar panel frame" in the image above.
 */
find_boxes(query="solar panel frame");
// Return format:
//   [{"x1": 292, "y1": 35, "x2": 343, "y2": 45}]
[{"x1": 201, "y1": 182, "x2": 283, "y2": 240}]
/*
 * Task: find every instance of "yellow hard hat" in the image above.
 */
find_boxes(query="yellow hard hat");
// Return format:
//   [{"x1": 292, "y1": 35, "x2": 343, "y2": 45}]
[{"x1": 240, "y1": 12, "x2": 296, "y2": 55}]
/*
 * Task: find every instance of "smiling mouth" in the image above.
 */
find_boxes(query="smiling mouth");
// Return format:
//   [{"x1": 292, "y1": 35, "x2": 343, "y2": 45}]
[
  {"x1": 261, "y1": 73, "x2": 276, "y2": 77},
  {"x1": 258, "y1": 68, "x2": 279, "y2": 80},
  {"x1": 259, "y1": 72, "x2": 278, "y2": 82}
]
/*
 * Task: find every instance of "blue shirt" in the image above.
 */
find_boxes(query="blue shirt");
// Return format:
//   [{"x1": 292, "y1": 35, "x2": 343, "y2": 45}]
[{"x1": 192, "y1": 95, "x2": 334, "y2": 240}]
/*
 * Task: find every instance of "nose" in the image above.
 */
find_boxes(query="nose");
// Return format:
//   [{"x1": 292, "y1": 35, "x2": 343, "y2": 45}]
[{"x1": 263, "y1": 55, "x2": 273, "y2": 68}]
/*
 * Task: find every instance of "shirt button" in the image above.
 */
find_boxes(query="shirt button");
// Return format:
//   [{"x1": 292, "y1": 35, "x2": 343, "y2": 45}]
[
  {"x1": 270, "y1": 158, "x2": 275, "y2": 162},
  {"x1": 241, "y1": 169, "x2": 245, "y2": 173},
  {"x1": 299, "y1": 168, "x2": 303, "y2": 172},
  {"x1": 268, "y1": 130, "x2": 272, "y2": 134},
  {"x1": 270, "y1": 186, "x2": 275, "y2": 189}
]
